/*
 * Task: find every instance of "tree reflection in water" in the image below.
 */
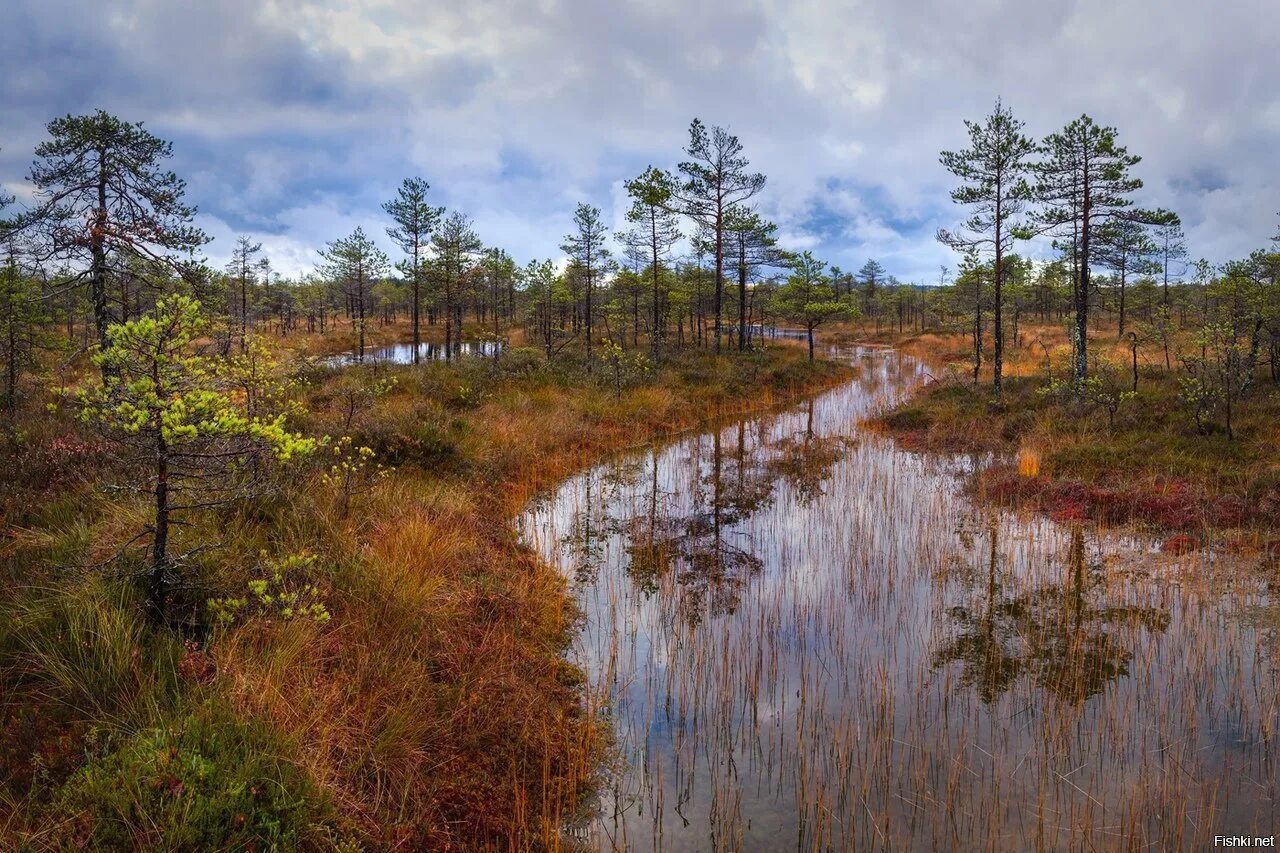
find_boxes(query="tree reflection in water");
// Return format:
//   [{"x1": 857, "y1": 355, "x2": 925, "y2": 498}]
[
  {"x1": 523, "y1": 348, "x2": 1275, "y2": 850},
  {"x1": 626, "y1": 402, "x2": 850, "y2": 622},
  {"x1": 934, "y1": 524, "x2": 1171, "y2": 704}
]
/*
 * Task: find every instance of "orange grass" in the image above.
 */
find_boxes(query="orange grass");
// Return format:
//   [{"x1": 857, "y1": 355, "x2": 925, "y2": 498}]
[
  {"x1": 205, "y1": 342, "x2": 852, "y2": 848},
  {"x1": 869, "y1": 323, "x2": 1280, "y2": 537}
]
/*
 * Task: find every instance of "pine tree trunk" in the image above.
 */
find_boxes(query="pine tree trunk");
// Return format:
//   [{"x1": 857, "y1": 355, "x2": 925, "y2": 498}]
[{"x1": 149, "y1": 433, "x2": 170, "y2": 624}]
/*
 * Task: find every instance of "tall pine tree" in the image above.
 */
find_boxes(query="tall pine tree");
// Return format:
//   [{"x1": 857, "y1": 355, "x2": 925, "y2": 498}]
[
  {"x1": 672, "y1": 120, "x2": 766, "y2": 353},
  {"x1": 1030, "y1": 115, "x2": 1173, "y2": 382},
  {"x1": 24, "y1": 111, "x2": 207, "y2": 355},
  {"x1": 383, "y1": 178, "x2": 443, "y2": 364},
  {"x1": 561, "y1": 203, "x2": 610, "y2": 370},
  {"x1": 938, "y1": 100, "x2": 1036, "y2": 395},
  {"x1": 320, "y1": 228, "x2": 389, "y2": 362},
  {"x1": 623, "y1": 167, "x2": 681, "y2": 356}
]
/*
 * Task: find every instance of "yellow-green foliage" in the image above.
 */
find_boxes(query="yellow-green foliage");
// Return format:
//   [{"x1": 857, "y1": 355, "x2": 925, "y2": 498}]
[
  {"x1": 76, "y1": 296, "x2": 314, "y2": 461},
  {"x1": 3, "y1": 337, "x2": 846, "y2": 849},
  {"x1": 208, "y1": 552, "x2": 331, "y2": 626}
]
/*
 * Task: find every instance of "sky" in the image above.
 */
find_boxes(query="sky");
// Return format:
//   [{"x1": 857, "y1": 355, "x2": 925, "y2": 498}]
[{"x1": 1, "y1": 0, "x2": 1276, "y2": 283}]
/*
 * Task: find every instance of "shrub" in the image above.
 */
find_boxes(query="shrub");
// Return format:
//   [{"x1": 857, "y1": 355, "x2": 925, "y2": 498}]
[{"x1": 207, "y1": 552, "x2": 331, "y2": 628}]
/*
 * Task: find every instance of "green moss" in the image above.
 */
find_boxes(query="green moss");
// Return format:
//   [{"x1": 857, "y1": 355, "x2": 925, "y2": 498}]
[
  {"x1": 881, "y1": 406, "x2": 933, "y2": 431},
  {"x1": 52, "y1": 700, "x2": 341, "y2": 850}
]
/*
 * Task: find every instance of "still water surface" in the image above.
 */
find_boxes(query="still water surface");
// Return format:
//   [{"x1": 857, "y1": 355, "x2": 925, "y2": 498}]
[
  {"x1": 520, "y1": 347, "x2": 1277, "y2": 851},
  {"x1": 324, "y1": 340, "x2": 502, "y2": 365},
  {"x1": 329, "y1": 329, "x2": 805, "y2": 366}
]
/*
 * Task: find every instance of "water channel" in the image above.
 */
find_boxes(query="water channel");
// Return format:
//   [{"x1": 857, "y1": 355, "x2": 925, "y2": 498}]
[{"x1": 520, "y1": 346, "x2": 1278, "y2": 851}]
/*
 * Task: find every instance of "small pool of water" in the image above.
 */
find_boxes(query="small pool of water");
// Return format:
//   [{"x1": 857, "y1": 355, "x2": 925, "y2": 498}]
[{"x1": 323, "y1": 340, "x2": 502, "y2": 366}]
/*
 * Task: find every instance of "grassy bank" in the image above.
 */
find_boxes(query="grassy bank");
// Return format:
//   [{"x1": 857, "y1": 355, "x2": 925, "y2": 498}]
[
  {"x1": 870, "y1": 325, "x2": 1280, "y2": 544},
  {"x1": 1, "y1": 341, "x2": 848, "y2": 849}
]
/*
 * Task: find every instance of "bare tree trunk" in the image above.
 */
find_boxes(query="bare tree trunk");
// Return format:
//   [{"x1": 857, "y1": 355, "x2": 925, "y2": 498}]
[
  {"x1": 1075, "y1": 170, "x2": 1092, "y2": 384},
  {"x1": 412, "y1": 251, "x2": 421, "y2": 365},
  {"x1": 973, "y1": 272, "x2": 983, "y2": 385},
  {"x1": 651, "y1": 215, "x2": 662, "y2": 358},
  {"x1": 1118, "y1": 268, "x2": 1127, "y2": 336},
  {"x1": 149, "y1": 433, "x2": 170, "y2": 624},
  {"x1": 444, "y1": 274, "x2": 454, "y2": 361},
  {"x1": 585, "y1": 263, "x2": 593, "y2": 371},
  {"x1": 91, "y1": 149, "x2": 111, "y2": 356},
  {"x1": 1129, "y1": 332, "x2": 1139, "y2": 391},
  {"x1": 355, "y1": 272, "x2": 366, "y2": 361},
  {"x1": 993, "y1": 197, "x2": 1004, "y2": 396},
  {"x1": 714, "y1": 208, "x2": 723, "y2": 354},
  {"x1": 737, "y1": 254, "x2": 748, "y2": 352}
]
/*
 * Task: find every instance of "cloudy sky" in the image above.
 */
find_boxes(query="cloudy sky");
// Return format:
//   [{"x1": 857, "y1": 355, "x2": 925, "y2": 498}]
[{"x1": 2, "y1": 0, "x2": 1276, "y2": 282}]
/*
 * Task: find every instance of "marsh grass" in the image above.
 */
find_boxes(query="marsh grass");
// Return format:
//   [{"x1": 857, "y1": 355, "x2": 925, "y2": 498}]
[
  {"x1": 867, "y1": 324, "x2": 1280, "y2": 536},
  {"x1": 523, "y1": 345, "x2": 1279, "y2": 851},
  {"x1": 1, "y1": 341, "x2": 845, "y2": 849}
]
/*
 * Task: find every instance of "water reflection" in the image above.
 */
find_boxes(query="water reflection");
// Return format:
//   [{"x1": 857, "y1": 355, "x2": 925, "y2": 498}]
[
  {"x1": 933, "y1": 524, "x2": 1171, "y2": 705},
  {"x1": 618, "y1": 410, "x2": 852, "y2": 625},
  {"x1": 736, "y1": 324, "x2": 811, "y2": 342},
  {"x1": 521, "y1": 346, "x2": 1277, "y2": 851},
  {"x1": 324, "y1": 339, "x2": 502, "y2": 366}
]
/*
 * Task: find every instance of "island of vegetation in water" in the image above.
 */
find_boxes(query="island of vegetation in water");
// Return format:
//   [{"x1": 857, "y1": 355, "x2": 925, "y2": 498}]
[{"x1": 0, "y1": 8, "x2": 1278, "y2": 850}]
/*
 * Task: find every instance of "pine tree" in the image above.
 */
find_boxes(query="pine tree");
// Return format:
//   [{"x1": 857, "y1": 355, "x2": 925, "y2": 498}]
[
  {"x1": 431, "y1": 212, "x2": 483, "y2": 360},
  {"x1": 1096, "y1": 219, "x2": 1159, "y2": 335},
  {"x1": 938, "y1": 100, "x2": 1036, "y2": 395},
  {"x1": 673, "y1": 120, "x2": 766, "y2": 353},
  {"x1": 383, "y1": 178, "x2": 443, "y2": 364},
  {"x1": 226, "y1": 236, "x2": 263, "y2": 350},
  {"x1": 24, "y1": 111, "x2": 207, "y2": 355},
  {"x1": 723, "y1": 207, "x2": 787, "y2": 350},
  {"x1": 319, "y1": 228, "x2": 389, "y2": 362},
  {"x1": 561, "y1": 203, "x2": 610, "y2": 370},
  {"x1": 76, "y1": 296, "x2": 313, "y2": 623},
  {"x1": 857, "y1": 259, "x2": 887, "y2": 314},
  {"x1": 1154, "y1": 219, "x2": 1188, "y2": 306},
  {"x1": 1030, "y1": 115, "x2": 1174, "y2": 382},
  {"x1": 775, "y1": 252, "x2": 856, "y2": 360},
  {"x1": 0, "y1": 237, "x2": 49, "y2": 419},
  {"x1": 623, "y1": 167, "x2": 681, "y2": 356}
]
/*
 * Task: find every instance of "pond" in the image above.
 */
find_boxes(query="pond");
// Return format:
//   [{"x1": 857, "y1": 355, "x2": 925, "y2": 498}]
[
  {"x1": 323, "y1": 340, "x2": 502, "y2": 366},
  {"x1": 326, "y1": 330, "x2": 804, "y2": 366},
  {"x1": 519, "y1": 346, "x2": 1278, "y2": 851}
]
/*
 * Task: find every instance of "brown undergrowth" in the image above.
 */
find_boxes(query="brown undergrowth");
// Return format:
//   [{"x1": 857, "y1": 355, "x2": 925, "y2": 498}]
[
  {"x1": 867, "y1": 324, "x2": 1280, "y2": 544},
  {"x1": 1, "y1": 340, "x2": 849, "y2": 850}
]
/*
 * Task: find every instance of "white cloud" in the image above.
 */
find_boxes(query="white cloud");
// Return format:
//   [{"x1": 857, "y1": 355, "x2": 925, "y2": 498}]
[{"x1": 0, "y1": 0, "x2": 1276, "y2": 282}]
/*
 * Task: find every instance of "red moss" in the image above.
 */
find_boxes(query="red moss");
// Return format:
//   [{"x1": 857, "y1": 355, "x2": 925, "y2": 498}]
[
  {"x1": 176, "y1": 640, "x2": 218, "y2": 684},
  {"x1": 1161, "y1": 535, "x2": 1198, "y2": 555},
  {"x1": 889, "y1": 429, "x2": 934, "y2": 452},
  {"x1": 980, "y1": 463, "x2": 1255, "y2": 533}
]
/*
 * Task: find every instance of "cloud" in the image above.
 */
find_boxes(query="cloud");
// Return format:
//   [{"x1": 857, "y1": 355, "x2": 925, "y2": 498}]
[{"x1": 1, "y1": 0, "x2": 1276, "y2": 282}]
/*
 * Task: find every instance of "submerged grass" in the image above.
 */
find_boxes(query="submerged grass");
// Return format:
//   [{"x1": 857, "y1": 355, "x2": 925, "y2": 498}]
[
  {"x1": 523, "y1": 342, "x2": 1278, "y2": 850},
  {"x1": 0, "y1": 340, "x2": 847, "y2": 849}
]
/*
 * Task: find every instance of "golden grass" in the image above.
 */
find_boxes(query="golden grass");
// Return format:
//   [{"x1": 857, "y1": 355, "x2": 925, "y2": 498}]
[
  {"x1": 870, "y1": 322, "x2": 1280, "y2": 537},
  {"x1": 204, "y1": 343, "x2": 852, "y2": 848}
]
